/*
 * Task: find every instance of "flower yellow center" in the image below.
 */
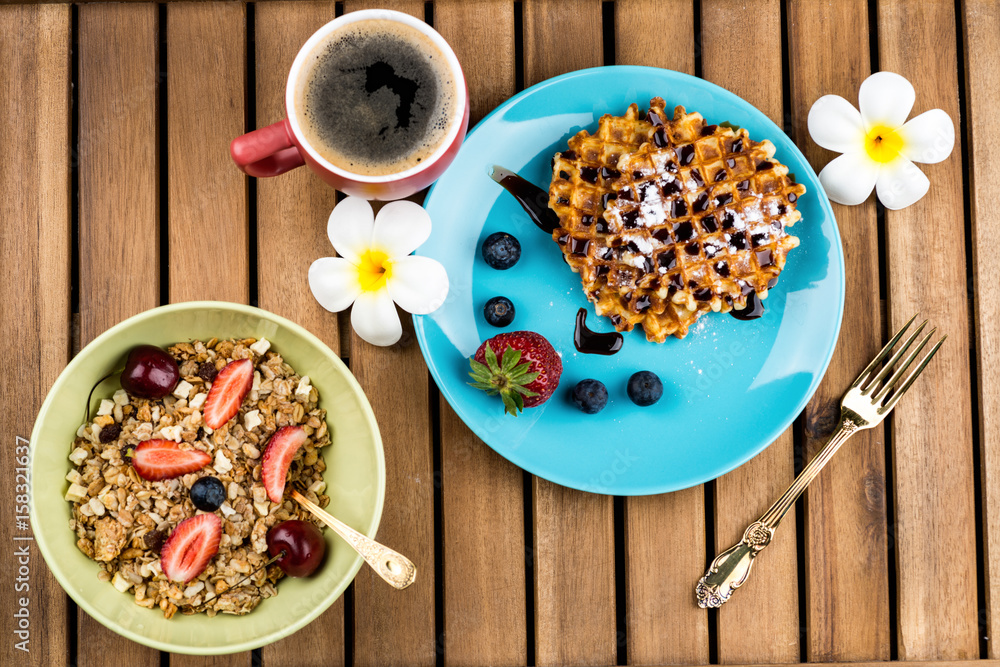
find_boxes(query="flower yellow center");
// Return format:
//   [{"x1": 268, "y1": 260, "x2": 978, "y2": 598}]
[
  {"x1": 865, "y1": 124, "x2": 904, "y2": 163},
  {"x1": 357, "y1": 250, "x2": 391, "y2": 292}
]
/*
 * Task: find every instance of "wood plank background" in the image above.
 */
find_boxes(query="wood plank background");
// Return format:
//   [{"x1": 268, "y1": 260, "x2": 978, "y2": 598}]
[
  {"x1": 787, "y1": 0, "x2": 891, "y2": 660},
  {"x1": 2, "y1": 1, "x2": 994, "y2": 666}
]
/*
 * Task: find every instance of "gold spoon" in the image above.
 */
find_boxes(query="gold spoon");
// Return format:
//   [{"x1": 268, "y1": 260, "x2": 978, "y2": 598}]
[{"x1": 291, "y1": 490, "x2": 416, "y2": 590}]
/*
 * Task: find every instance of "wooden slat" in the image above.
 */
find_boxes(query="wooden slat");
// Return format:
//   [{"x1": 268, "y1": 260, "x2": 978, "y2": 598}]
[
  {"x1": 350, "y1": 310, "x2": 437, "y2": 667},
  {"x1": 165, "y1": 3, "x2": 250, "y2": 666},
  {"x1": 166, "y1": 1, "x2": 248, "y2": 306},
  {"x1": 434, "y1": 2, "x2": 526, "y2": 666},
  {"x1": 786, "y1": 0, "x2": 891, "y2": 659},
  {"x1": 254, "y1": 0, "x2": 341, "y2": 359},
  {"x1": 78, "y1": 2, "x2": 161, "y2": 346},
  {"x1": 697, "y1": 0, "x2": 800, "y2": 662},
  {"x1": 615, "y1": 0, "x2": 693, "y2": 74},
  {"x1": 622, "y1": 488, "x2": 707, "y2": 664},
  {"x1": 340, "y1": 0, "x2": 437, "y2": 662},
  {"x1": 254, "y1": 2, "x2": 344, "y2": 665},
  {"x1": 522, "y1": 3, "x2": 615, "y2": 665},
  {"x1": 877, "y1": 0, "x2": 978, "y2": 659},
  {"x1": 524, "y1": 0, "x2": 603, "y2": 84},
  {"x1": 962, "y1": 0, "x2": 1000, "y2": 658},
  {"x1": 77, "y1": 4, "x2": 161, "y2": 665},
  {"x1": 346, "y1": 0, "x2": 422, "y2": 13},
  {"x1": 0, "y1": 5, "x2": 71, "y2": 667},
  {"x1": 439, "y1": 406, "x2": 527, "y2": 666},
  {"x1": 612, "y1": 3, "x2": 708, "y2": 664},
  {"x1": 435, "y1": 0, "x2": 515, "y2": 126},
  {"x1": 533, "y1": 481, "x2": 616, "y2": 666}
]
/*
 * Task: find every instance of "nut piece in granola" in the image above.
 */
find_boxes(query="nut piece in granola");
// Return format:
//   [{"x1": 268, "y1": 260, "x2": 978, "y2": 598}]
[{"x1": 93, "y1": 517, "x2": 128, "y2": 562}]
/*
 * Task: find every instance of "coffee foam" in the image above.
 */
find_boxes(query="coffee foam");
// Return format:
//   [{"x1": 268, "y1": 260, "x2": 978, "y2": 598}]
[{"x1": 295, "y1": 19, "x2": 458, "y2": 177}]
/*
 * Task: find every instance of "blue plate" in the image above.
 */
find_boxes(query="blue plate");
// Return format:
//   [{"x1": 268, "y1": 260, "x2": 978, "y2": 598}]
[{"x1": 414, "y1": 66, "x2": 844, "y2": 495}]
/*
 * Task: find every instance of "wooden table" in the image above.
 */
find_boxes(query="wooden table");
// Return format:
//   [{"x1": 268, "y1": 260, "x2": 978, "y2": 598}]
[{"x1": 2, "y1": 0, "x2": 997, "y2": 665}]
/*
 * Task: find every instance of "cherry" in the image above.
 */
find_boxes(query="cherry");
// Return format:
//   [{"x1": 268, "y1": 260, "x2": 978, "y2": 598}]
[
  {"x1": 267, "y1": 520, "x2": 326, "y2": 577},
  {"x1": 120, "y1": 345, "x2": 180, "y2": 399}
]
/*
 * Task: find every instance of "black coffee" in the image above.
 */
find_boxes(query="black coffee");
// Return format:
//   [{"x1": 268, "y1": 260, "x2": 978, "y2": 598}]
[{"x1": 296, "y1": 19, "x2": 457, "y2": 176}]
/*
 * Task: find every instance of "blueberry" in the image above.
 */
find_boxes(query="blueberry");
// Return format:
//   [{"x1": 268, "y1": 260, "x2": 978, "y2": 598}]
[
  {"x1": 482, "y1": 232, "x2": 521, "y2": 269},
  {"x1": 627, "y1": 371, "x2": 663, "y2": 407},
  {"x1": 572, "y1": 379, "x2": 608, "y2": 414},
  {"x1": 190, "y1": 476, "x2": 226, "y2": 512},
  {"x1": 484, "y1": 296, "x2": 516, "y2": 327}
]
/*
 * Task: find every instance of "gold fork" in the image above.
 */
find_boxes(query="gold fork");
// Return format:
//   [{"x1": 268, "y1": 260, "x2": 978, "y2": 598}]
[{"x1": 696, "y1": 314, "x2": 945, "y2": 609}]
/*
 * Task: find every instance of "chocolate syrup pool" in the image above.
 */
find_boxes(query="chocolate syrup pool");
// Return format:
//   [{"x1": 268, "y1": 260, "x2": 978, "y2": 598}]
[
  {"x1": 490, "y1": 166, "x2": 560, "y2": 234},
  {"x1": 730, "y1": 277, "x2": 777, "y2": 321},
  {"x1": 730, "y1": 292, "x2": 765, "y2": 320},
  {"x1": 574, "y1": 308, "x2": 624, "y2": 356}
]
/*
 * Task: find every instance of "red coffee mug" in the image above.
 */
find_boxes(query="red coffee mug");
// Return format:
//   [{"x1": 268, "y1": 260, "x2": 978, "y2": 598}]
[{"x1": 230, "y1": 9, "x2": 470, "y2": 201}]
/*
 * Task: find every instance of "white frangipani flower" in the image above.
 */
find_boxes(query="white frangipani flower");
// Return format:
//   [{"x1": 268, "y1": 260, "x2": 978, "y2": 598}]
[
  {"x1": 309, "y1": 197, "x2": 449, "y2": 347},
  {"x1": 808, "y1": 71, "x2": 954, "y2": 210}
]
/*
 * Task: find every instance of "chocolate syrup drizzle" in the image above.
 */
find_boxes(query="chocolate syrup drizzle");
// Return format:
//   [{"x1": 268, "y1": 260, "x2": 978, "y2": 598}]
[
  {"x1": 490, "y1": 166, "x2": 560, "y2": 234},
  {"x1": 729, "y1": 292, "x2": 765, "y2": 320},
  {"x1": 574, "y1": 308, "x2": 624, "y2": 356},
  {"x1": 730, "y1": 278, "x2": 777, "y2": 321}
]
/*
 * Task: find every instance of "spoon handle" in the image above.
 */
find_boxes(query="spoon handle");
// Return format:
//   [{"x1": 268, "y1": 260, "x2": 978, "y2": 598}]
[{"x1": 291, "y1": 490, "x2": 416, "y2": 590}]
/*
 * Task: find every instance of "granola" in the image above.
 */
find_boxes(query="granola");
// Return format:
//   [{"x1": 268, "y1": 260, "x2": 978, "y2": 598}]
[{"x1": 66, "y1": 337, "x2": 332, "y2": 617}]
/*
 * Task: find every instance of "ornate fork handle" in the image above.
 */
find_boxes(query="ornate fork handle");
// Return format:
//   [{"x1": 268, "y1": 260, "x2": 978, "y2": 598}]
[{"x1": 696, "y1": 415, "x2": 860, "y2": 608}]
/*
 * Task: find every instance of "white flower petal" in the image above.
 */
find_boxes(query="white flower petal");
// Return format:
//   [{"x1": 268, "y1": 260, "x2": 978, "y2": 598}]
[
  {"x1": 371, "y1": 200, "x2": 432, "y2": 258},
  {"x1": 351, "y1": 288, "x2": 402, "y2": 347},
  {"x1": 807, "y1": 95, "x2": 866, "y2": 154},
  {"x1": 818, "y1": 151, "x2": 880, "y2": 206},
  {"x1": 875, "y1": 157, "x2": 930, "y2": 210},
  {"x1": 327, "y1": 196, "x2": 375, "y2": 263},
  {"x1": 308, "y1": 257, "x2": 361, "y2": 313},
  {"x1": 859, "y1": 71, "x2": 915, "y2": 131},
  {"x1": 896, "y1": 109, "x2": 954, "y2": 164},
  {"x1": 386, "y1": 255, "x2": 450, "y2": 315}
]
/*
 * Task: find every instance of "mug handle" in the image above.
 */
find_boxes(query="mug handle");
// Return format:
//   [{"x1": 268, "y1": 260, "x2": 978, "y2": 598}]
[{"x1": 230, "y1": 119, "x2": 306, "y2": 177}]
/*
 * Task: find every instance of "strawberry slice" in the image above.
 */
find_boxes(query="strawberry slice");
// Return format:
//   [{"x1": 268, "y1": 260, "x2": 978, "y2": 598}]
[
  {"x1": 132, "y1": 439, "x2": 211, "y2": 481},
  {"x1": 202, "y1": 358, "x2": 254, "y2": 429},
  {"x1": 160, "y1": 513, "x2": 221, "y2": 583},
  {"x1": 261, "y1": 426, "x2": 308, "y2": 503}
]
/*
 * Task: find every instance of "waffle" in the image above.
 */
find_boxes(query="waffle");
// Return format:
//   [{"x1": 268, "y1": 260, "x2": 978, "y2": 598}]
[
  {"x1": 548, "y1": 102, "x2": 659, "y2": 243},
  {"x1": 550, "y1": 98, "x2": 805, "y2": 341}
]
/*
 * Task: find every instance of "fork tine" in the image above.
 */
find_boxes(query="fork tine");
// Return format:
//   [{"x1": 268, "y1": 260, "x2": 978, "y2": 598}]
[
  {"x1": 851, "y1": 313, "x2": 918, "y2": 389},
  {"x1": 873, "y1": 326, "x2": 935, "y2": 402},
  {"x1": 861, "y1": 320, "x2": 928, "y2": 395},
  {"x1": 877, "y1": 335, "x2": 946, "y2": 414}
]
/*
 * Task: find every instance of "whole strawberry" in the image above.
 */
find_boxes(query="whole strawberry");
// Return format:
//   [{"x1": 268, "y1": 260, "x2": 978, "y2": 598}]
[{"x1": 468, "y1": 331, "x2": 562, "y2": 415}]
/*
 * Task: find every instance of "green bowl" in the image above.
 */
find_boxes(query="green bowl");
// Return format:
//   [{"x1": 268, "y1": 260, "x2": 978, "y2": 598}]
[{"x1": 29, "y1": 301, "x2": 384, "y2": 655}]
